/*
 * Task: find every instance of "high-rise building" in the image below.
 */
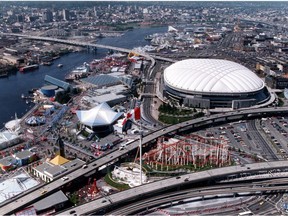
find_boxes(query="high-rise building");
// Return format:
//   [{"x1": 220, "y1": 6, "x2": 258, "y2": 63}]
[
  {"x1": 16, "y1": 14, "x2": 24, "y2": 23},
  {"x1": 94, "y1": 6, "x2": 97, "y2": 17},
  {"x1": 63, "y1": 9, "x2": 70, "y2": 21},
  {"x1": 43, "y1": 10, "x2": 53, "y2": 23}
]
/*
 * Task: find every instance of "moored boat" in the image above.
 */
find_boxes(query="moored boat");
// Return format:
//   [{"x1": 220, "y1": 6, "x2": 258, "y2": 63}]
[
  {"x1": 0, "y1": 72, "x2": 8, "y2": 78},
  {"x1": 43, "y1": 61, "x2": 53, "y2": 66},
  {"x1": 144, "y1": 35, "x2": 153, "y2": 41},
  {"x1": 19, "y1": 64, "x2": 39, "y2": 72}
]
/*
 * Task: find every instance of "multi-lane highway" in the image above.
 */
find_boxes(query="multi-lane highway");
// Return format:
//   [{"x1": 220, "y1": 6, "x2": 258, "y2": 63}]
[
  {"x1": 248, "y1": 120, "x2": 279, "y2": 160},
  {"x1": 1, "y1": 107, "x2": 288, "y2": 215},
  {"x1": 2, "y1": 160, "x2": 288, "y2": 215},
  {"x1": 106, "y1": 184, "x2": 285, "y2": 215},
  {"x1": 58, "y1": 162, "x2": 288, "y2": 215}
]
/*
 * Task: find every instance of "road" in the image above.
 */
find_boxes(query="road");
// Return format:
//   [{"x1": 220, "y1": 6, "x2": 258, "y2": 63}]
[
  {"x1": 60, "y1": 178, "x2": 288, "y2": 215},
  {"x1": 2, "y1": 107, "x2": 288, "y2": 214},
  {"x1": 141, "y1": 60, "x2": 165, "y2": 128},
  {"x1": 247, "y1": 120, "x2": 280, "y2": 161}
]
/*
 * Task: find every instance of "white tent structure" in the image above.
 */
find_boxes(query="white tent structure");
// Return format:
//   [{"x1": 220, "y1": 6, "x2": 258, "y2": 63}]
[
  {"x1": 168, "y1": 26, "x2": 178, "y2": 32},
  {"x1": 76, "y1": 102, "x2": 123, "y2": 127}
]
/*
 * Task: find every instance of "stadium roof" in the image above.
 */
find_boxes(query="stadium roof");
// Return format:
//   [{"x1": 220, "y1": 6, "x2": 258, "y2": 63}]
[
  {"x1": 164, "y1": 59, "x2": 265, "y2": 94},
  {"x1": 76, "y1": 102, "x2": 123, "y2": 127}
]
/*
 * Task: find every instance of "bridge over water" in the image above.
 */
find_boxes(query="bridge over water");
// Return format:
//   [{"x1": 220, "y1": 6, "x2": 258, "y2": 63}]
[{"x1": 1, "y1": 33, "x2": 176, "y2": 63}]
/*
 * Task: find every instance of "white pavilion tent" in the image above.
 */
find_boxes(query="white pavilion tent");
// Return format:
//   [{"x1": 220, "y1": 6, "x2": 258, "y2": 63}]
[{"x1": 76, "y1": 102, "x2": 123, "y2": 127}]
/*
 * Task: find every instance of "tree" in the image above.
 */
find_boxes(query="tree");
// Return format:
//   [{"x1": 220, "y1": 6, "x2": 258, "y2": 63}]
[{"x1": 55, "y1": 91, "x2": 71, "y2": 104}]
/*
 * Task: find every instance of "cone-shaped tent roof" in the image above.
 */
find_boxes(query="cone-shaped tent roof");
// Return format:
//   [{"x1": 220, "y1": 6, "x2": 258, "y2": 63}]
[
  {"x1": 49, "y1": 155, "x2": 70, "y2": 165},
  {"x1": 76, "y1": 102, "x2": 123, "y2": 127}
]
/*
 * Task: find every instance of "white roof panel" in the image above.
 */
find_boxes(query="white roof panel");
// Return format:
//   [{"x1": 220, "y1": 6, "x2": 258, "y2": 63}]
[
  {"x1": 76, "y1": 102, "x2": 123, "y2": 127},
  {"x1": 164, "y1": 59, "x2": 264, "y2": 94}
]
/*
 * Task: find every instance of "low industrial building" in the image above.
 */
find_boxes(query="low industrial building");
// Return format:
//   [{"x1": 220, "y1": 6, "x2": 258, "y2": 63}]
[
  {"x1": 0, "y1": 172, "x2": 39, "y2": 204},
  {"x1": 0, "y1": 156, "x2": 17, "y2": 171},
  {"x1": 265, "y1": 75, "x2": 288, "y2": 89},
  {"x1": 15, "y1": 190, "x2": 69, "y2": 215},
  {"x1": 41, "y1": 85, "x2": 58, "y2": 97},
  {"x1": 2, "y1": 55, "x2": 24, "y2": 65},
  {"x1": 0, "y1": 130, "x2": 20, "y2": 150},
  {"x1": 13, "y1": 150, "x2": 37, "y2": 166},
  {"x1": 81, "y1": 85, "x2": 129, "y2": 107},
  {"x1": 32, "y1": 156, "x2": 85, "y2": 182}
]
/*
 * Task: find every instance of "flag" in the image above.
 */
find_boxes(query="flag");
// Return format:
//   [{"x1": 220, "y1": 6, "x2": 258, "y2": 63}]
[
  {"x1": 134, "y1": 107, "x2": 141, "y2": 121},
  {"x1": 122, "y1": 119, "x2": 132, "y2": 133},
  {"x1": 121, "y1": 106, "x2": 141, "y2": 133}
]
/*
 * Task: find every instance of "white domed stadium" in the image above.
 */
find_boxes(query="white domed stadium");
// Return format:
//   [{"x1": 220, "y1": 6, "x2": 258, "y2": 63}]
[{"x1": 161, "y1": 59, "x2": 271, "y2": 109}]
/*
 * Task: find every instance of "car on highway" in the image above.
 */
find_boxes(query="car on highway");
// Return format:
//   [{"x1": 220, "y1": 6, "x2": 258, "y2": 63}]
[
  {"x1": 69, "y1": 210, "x2": 76, "y2": 214},
  {"x1": 41, "y1": 190, "x2": 47, "y2": 195},
  {"x1": 82, "y1": 164, "x2": 88, "y2": 169},
  {"x1": 91, "y1": 142, "x2": 114, "y2": 151},
  {"x1": 61, "y1": 176, "x2": 69, "y2": 181}
]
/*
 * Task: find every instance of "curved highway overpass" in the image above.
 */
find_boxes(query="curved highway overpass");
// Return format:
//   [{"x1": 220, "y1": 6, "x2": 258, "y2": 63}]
[
  {"x1": 58, "y1": 161, "x2": 288, "y2": 215},
  {"x1": 106, "y1": 183, "x2": 285, "y2": 215},
  {"x1": 1, "y1": 107, "x2": 288, "y2": 215}
]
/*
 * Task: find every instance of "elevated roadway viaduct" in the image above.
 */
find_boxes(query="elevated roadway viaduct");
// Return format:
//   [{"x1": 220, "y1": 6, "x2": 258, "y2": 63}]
[
  {"x1": 1, "y1": 107, "x2": 288, "y2": 215},
  {"x1": 106, "y1": 183, "x2": 285, "y2": 216},
  {"x1": 58, "y1": 161, "x2": 288, "y2": 215}
]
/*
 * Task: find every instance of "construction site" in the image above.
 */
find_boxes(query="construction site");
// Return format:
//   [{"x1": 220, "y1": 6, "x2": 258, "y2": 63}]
[{"x1": 142, "y1": 134, "x2": 232, "y2": 171}]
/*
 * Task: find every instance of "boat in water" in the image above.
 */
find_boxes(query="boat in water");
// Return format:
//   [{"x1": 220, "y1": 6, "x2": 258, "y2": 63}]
[
  {"x1": 42, "y1": 61, "x2": 53, "y2": 66},
  {"x1": 71, "y1": 62, "x2": 89, "y2": 74},
  {"x1": 57, "y1": 64, "x2": 63, "y2": 68},
  {"x1": 0, "y1": 72, "x2": 8, "y2": 78},
  {"x1": 144, "y1": 35, "x2": 153, "y2": 41},
  {"x1": 19, "y1": 64, "x2": 39, "y2": 72}
]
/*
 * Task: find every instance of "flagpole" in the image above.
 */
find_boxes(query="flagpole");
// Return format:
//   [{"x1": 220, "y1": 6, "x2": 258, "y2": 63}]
[{"x1": 139, "y1": 121, "x2": 142, "y2": 185}]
